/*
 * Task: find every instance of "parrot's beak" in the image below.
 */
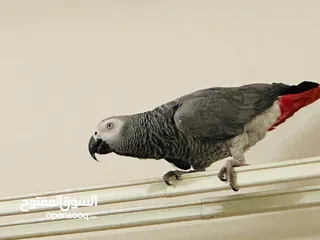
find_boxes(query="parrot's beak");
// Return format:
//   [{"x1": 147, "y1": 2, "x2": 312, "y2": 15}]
[{"x1": 88, "y1": 135, "x2": 112, "y2": 162}]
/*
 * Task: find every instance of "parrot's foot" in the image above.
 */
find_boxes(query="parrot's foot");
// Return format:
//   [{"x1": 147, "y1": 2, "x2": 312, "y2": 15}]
[
  {"x1": 218, "y1": 160, "x2": 248, "y2": 191},
  {"x1": 163, "y1": 170, "x2": 195, "y2": 186},
  {"x1": 163, "y1": 170, "x2": 181, "y2": 186}
]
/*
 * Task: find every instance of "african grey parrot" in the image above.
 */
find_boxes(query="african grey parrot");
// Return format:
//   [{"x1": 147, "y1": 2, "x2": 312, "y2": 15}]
[{"x1": 88, "y1": 81, "x2": 320, "y2": 191}]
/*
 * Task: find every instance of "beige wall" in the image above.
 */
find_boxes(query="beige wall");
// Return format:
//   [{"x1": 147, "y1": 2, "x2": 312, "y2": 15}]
[{"x1": 0, "y1": 0, "x2": 319, "y2": 197}]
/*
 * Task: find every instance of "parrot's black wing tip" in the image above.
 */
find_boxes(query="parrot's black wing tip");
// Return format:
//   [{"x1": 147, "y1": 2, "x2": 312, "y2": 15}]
[{"x1": 281, "y1": 81, "x2": 319, "y2": 95}]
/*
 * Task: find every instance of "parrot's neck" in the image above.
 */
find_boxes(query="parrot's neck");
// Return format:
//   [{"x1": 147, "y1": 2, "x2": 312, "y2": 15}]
[{"x1": 113, "y1": 111, "x2": 184, "y2": 160}]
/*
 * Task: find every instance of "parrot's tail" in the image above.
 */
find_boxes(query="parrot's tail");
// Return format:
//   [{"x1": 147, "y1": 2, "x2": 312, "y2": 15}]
[{"x1": 269, "y1": 81, "x2": 320, "y2": 131}]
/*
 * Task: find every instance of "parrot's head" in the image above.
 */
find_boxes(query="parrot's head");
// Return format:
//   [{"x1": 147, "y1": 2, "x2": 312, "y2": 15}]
[{"x1": 88, "y1": 116, "x2": 128, "y2": 162}]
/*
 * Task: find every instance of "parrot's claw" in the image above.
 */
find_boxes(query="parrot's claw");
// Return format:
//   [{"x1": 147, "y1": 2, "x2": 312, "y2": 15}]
[
  {"x1": 218, "y1": 160, "x2": 243, "y2": 192},
  {"x1": 218, "y1": 166, "x2": 227, "y2": 182},
  {"x1": 163, "y1": 170, "x2": 182, "y2": 186}
]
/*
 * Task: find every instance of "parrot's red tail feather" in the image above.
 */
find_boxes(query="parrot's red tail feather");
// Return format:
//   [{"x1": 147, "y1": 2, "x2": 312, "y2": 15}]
[{"x1": 269, "y1": 84, "x2": 320, "y2": 131}]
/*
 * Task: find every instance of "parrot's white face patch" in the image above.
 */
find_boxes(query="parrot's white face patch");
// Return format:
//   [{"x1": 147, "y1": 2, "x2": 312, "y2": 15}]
[{"x1": 96, "y1": 118, "x2": 125, "y2": 143}]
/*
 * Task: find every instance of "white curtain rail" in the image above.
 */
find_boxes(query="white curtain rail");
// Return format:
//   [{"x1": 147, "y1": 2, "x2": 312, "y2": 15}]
[
  {"x1": 0, "y1": 156, "x2": 319, "y2": 218},
  {"x1": 0, "y1": 186, "x2": 319, "y2": 240},
  {"x1": 1, "y1": 185, "x2": 319, "y2": 228},
  {"x1": 1, "y1": 156, "x2": 319, "y2": 203}
]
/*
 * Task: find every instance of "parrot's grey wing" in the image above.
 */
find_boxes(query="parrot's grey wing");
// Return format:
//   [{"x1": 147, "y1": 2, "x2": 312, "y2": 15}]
[{"x1": 172, "y1": 83, "x2": 289, "y2": 139}]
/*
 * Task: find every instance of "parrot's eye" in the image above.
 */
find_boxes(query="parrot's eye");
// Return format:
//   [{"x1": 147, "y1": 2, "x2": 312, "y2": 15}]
[{"x1": 106, "y1": 122, "x2": 113, "y2": 129}]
